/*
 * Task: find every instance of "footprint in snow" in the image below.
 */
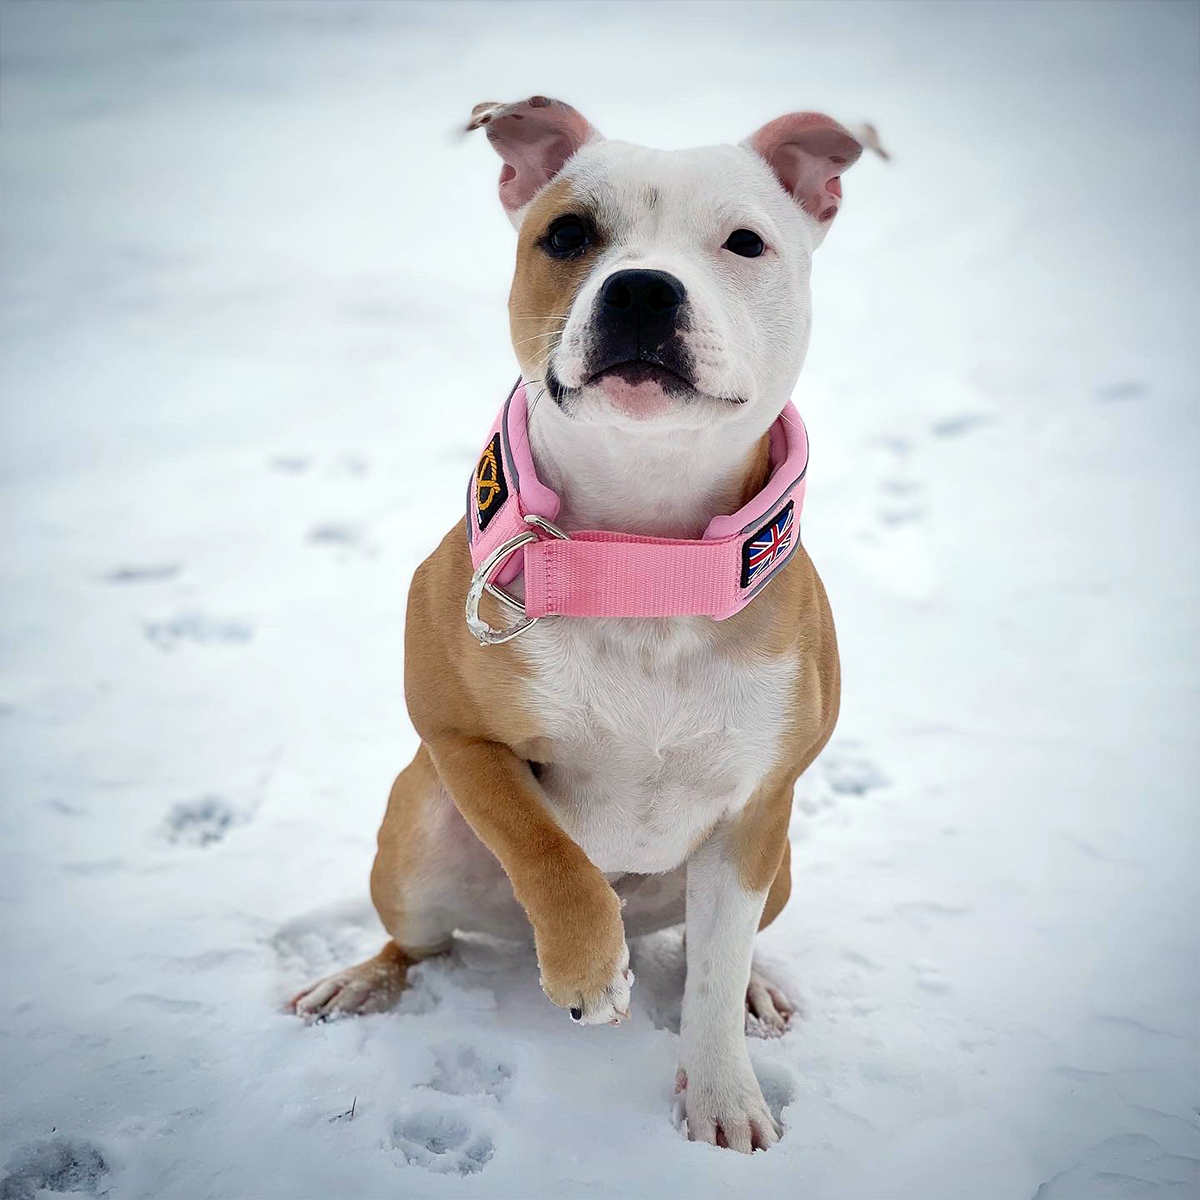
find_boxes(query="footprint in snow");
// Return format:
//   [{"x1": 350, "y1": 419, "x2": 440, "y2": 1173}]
[
  {"x1": 1032, "y1": 1132, "x2": 1197, "y2": 1198},
  {"x1": 143, "y1": 612, "x2": 253, "y2": 651},
  {"x1": 875, "y1": 477, "x2": 926, "y2": 529},
  {"x1": 272, "y1": 454, "x2": 369, "y2": 476},
  {"x1": 308, "y1": 522, "x2": 365, "y2": 545},
  {"x1": 848, "y1": 439, "x2": 938, "y2": 598},
  {"x1": 796, "y1": 746, "x2": 888, "y2": 816},
  {"x1": 269, "y1": 455, "x2": 311, "y2": 473},
  {"x1": 824, "y1": 752, "x2": 889, "y2": 797},
  {"x1": 337, "y1": 454, "x2": 369, "y2": 477},
  {"x1": 912, "y1": 960, "x2": 953, "y2": 994},
  {"x1": 0, "y1": 1136, "x2": 110, "y2": 1200},
  {"x1": 270, "y1": 901, "x2": 383, "y2": 991},
  {"x1": 894, "y1": 900, "x2": 971, "y2": 932},
  {"x1": 867, "y1": 435, "x2": 913, "y2": 456},
  {"x1": 930, "y1": 413, "x2": 994, "y2": 438},
  {"x1": 390, "y1": 1111, "x2": 494, "y2": 1177},
  {"x1": 307, "y1": 522, "x2": 378, "y2": 559},
  {"x1": 424, "y1": 1042, "x2": 513, "y2": 1101},
  {"x1": 103, "y1": 563, "x2": 180, "y2": 584},
  {"x1": 162, "y1": 795, "x2": 245, "y2": 847},
  {"x1": 877, "y1": 504, "x2": 926, "y2": 527},
  {"x1": 1094, "y1": 381, "x2": 1146, "y2": 403}
]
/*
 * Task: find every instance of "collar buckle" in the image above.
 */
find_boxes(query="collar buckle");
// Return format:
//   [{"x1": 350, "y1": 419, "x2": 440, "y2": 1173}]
[{"x1": 465, "y1": 515, "x2": 569, "y2": 646}]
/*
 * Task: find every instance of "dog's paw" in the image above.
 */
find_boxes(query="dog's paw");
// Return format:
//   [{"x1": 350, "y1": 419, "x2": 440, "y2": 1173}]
[
  {"x1": 289, "y1": 945, "x2": 409, "y2": 1022},
  {"x1": 534, "y1": 886, "x2": 633, "y2": 1025},
  {"x1": 745, "y1": 968, "x2": 795, "y2": 1038},
  {"x1": 539, "y1": 940, "x2": 633, "y2": 1026},
  {"x1": 674, "y1": 1062, "x2": 781, "y2": 1153}
]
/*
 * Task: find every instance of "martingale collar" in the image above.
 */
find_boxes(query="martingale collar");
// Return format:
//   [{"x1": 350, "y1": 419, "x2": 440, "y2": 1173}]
[{"x1": 464, "y1": 380, "x2": 808, "y2": 645}]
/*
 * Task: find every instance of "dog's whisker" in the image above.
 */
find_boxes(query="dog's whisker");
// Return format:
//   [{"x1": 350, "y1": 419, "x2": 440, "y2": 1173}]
[
  {"x1": 512, "y1": 331, "x2": 566, "y2": 349},
  {"x1": 525, "y1": 382, "x2": 550, "y2": 419}
]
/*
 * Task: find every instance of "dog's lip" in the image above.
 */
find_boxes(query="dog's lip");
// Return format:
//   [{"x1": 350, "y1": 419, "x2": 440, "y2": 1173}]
[
  {"x1": 586, "y1": 358, "x2": 695, "y2": 390},
  {"x1": 546, "y1": 360, "x2": 745, "y2": 407}
]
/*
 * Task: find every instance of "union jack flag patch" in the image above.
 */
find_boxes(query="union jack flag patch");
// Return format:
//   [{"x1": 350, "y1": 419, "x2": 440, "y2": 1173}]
[{"x1": 740, "y1": 501, "x2": 795, "y2": 589}]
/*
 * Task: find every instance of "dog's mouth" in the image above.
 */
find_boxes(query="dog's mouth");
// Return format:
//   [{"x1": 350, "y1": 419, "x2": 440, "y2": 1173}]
[
  {"x1": 547, "y1": 354, "x2": 708, "y2": 417},
  {"x1": 589, "y1": 359, "x2": 694, "y2": 393}
]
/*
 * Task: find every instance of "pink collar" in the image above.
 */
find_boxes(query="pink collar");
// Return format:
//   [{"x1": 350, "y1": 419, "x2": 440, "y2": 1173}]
[{"x1": 465, "y1": 381, "x2": 808, "y2": 644}]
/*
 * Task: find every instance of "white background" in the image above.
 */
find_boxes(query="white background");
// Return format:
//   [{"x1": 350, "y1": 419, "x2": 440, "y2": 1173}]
[{"x1": 1, "y1": 2, "x2": 1197, "y2": 1197}]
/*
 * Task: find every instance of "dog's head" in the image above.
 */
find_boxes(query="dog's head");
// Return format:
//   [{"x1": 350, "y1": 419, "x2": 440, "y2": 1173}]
[{"x1": 469, "y1": 97, "x2": 875, "y2": 435}]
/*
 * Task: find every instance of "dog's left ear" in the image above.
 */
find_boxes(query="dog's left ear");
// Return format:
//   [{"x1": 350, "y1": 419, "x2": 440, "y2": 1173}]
[
  {"x1": 467, "y1": 96, "x2": 601, "y2": 227},
  {"x1": 745, "y1": 113, "x2": 884, "y2": 247}
]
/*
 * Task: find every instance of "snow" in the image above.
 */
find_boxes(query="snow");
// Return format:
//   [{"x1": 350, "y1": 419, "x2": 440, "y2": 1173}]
[{"x1": 1, "y1": 1, "x2": 1197, "y2": 1197}]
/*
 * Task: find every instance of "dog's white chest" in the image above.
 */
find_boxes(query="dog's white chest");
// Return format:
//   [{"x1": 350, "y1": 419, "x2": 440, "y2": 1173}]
[{"x1": 518, "y1": 618, "x2": 794, "y2": 874}]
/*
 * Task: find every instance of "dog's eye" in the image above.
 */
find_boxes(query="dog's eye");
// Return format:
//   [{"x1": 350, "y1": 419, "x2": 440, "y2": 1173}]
[
  {"x1": 723, "y1": 229, "x2": 765, "y2": 258},
  {"x1": 544, "y1": 216, "x2": 590, "y2": 258}
]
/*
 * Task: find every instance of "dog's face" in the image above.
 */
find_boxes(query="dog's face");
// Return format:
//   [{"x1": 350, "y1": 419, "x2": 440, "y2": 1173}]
[{"x1": 470, "y1": 99, "x2": 869, "y2": 435}]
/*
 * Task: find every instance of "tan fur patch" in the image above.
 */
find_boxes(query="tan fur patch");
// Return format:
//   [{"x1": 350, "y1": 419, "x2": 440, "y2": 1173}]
[
  {"x1": 370, "y1": 745, "x2": 445, "y2": 948},
  {"x1": 508, "y1": 178, "x2": 602, "y2": 387},
  {"x1": 758, "y1": 839, "x2": 791, "y2": 930},
  {"x1": 729, "y1": 549, "x2": 841, "y2": 894}
]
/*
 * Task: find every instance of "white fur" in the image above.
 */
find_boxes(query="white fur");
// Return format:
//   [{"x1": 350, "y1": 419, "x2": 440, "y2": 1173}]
[
  {"x1": 519, "y1": 617, "x2": 795, "y2": 876},
  {"x1": 677, "y1": 829, "x2": 779, "y2": 1150},
  {"x1": 531, "y1": 141, "x2": 816, "y2": 435}
]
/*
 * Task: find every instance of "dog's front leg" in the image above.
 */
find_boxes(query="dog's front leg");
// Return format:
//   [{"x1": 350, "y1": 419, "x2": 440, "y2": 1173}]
[
  {"x1": 428, "y1": 734, "x2": 632, "y2": 1024},
  {"x1": 678, "y1": 814, "x2": 785, "y2": 1152}
]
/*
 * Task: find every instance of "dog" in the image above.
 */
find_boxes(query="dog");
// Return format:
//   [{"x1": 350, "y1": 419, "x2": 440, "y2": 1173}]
[{"x1": 291, "y1": 95, "x2": 880, "y2": 1153}]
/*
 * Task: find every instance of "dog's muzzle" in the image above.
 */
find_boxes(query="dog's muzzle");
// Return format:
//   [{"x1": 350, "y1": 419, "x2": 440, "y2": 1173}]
[{"x1": 585, "y1": 268, "x2": 695, "y2": 389}]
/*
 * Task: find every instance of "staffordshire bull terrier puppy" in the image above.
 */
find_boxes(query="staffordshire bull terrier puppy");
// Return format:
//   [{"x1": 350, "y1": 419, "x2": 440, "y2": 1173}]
[{"x1": 292, "y1": 96, "x2": 880, "y2": 1153}]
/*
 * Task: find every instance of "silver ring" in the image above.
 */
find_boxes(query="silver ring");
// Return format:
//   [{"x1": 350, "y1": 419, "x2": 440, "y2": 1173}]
[{"x1": 465, "y1": 515, "x2": 569, "y2": 645}]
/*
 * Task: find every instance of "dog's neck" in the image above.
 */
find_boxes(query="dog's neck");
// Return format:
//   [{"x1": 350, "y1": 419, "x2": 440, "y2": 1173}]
[{"x1": 528, "y1": 407, "x2": 773, "y2": 540}]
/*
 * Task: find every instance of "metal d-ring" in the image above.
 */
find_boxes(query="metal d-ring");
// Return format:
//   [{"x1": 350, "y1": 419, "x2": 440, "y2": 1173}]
[{"x1": 465, "y1": 515, "x2": 569, "y2": 646}]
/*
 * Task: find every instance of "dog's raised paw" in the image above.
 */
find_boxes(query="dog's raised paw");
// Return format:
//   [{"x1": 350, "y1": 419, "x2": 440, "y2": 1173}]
[
  {"x1": 541, "y1": 938, "x2": 634, "y2": 1026},
  {"x1": 569, "y1": 961, "x2": 634, "y2": 1027},
  {"x1": 390, "y1": 1111, "x2": 494, "y2": 1176}
]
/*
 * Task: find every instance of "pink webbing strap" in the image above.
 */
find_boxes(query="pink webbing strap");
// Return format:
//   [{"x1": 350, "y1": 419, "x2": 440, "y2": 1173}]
[
  {"x1": 466, "y1": 380, "x2": 808, "y2": 622},
  {"x1": 525, "y1": 533, "x2": 754, "y2": 619}
]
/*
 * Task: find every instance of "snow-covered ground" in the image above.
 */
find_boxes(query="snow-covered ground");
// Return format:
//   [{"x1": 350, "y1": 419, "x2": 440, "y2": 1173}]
[{"x1": 1, "y1": 2, "x2": 1197, "y2": 1197}]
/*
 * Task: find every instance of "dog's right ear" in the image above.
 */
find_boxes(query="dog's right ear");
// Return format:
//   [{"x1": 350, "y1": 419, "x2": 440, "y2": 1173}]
[{"x1": 466, "y1": 96, "x2": 601, "y2": 228}]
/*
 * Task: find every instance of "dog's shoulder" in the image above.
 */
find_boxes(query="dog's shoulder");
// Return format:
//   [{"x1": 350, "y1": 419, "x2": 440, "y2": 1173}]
[{"x1": 403, "y1": 523, "x2": 542, "y2": 746}]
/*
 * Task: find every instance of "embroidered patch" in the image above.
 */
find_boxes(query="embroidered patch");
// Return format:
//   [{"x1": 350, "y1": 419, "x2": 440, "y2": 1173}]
[
  {"x1": 741, "y1": 501, "x2": 795, "y2": 589},
  {"x1": 474, "y1": 432, "x2": 508, "y2": 530}
]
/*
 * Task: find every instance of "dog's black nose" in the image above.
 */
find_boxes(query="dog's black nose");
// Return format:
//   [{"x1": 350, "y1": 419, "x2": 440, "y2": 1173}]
[
  {"x1": 591, "y1": 270, "x2": 690, "y2": 383},
  {"x1": 600, "y1": 269, "x2": 686, "y2": 319}
]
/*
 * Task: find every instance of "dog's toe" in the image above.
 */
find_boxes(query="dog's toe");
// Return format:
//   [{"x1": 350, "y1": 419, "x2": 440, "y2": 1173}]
[
  {"x1": 745, "y1": 969, "x2": 794, "y2": 1038},
  {"x1": 562, "y1": 953, "x2": 634, "y2": 1026},
  {"x1": 289, "y1": 946, "x2": 410, "y2": 1022},
  {"x1": 676, "y1": 1064, "x2": 781, "y2": 1153}
]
